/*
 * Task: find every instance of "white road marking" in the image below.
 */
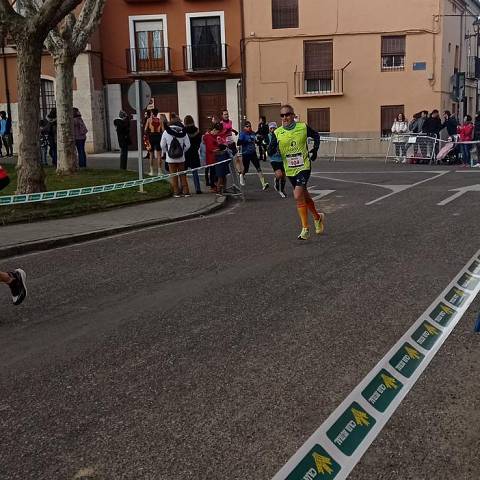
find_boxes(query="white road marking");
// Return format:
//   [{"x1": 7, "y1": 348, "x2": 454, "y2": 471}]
[
  {"x1": 307, "y1": 187, "x2": 336, "y2": 201},
  {"x1": 311, "y1": 171, "x2": 448, "y2": 206},
  {"x1": 273, "y1": 249, "x2": 480, "y2": 480},
  {"x1": 437, "y1": 184, "x2": 480, "y2": 206}
]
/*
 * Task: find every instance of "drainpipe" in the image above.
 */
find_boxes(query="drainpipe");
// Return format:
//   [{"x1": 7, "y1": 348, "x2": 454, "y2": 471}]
[
  {"x1": 239, "y1": 0, "x2": 246, "y2": 125},
  {"x1": 1, "y1": 38, "x2": 12, "y2": 118}
]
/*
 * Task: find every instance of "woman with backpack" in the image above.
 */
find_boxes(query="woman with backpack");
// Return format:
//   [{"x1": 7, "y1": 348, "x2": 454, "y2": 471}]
[
  {"x1": 144, "y1": 108, "x2": 164, "y2": 176},
  {"x1": 160, "y1": 114, "x2": 191, "y2": 197},
  {"x1": 0, "y1": 165, "x2": 27, "y2": 305}
]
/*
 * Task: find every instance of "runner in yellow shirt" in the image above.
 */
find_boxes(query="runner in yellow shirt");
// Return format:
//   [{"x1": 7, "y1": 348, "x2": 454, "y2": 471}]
[{"x1": 268, "y1": 105, "x2": 325, "y2": 240}]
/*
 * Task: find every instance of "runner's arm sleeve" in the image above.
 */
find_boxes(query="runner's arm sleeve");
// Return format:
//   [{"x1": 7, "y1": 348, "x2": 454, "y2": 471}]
[
  {"x1": 306, "y1": 125, "x2": 320, "y2": 160},
  {"x1": 267, "y1": 132, "x2": 279, "y2": 156}
]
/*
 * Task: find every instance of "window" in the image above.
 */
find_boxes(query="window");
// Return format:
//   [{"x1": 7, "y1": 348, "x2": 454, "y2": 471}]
[
  {"x1": 190, "y1": 16, "x2": 222, "y2": 70},
  {"x1": 272, "y1": 0, "x2": 298, "y2": 29},
  {"x1": 134, "y1": 20, "x2": 164, "y2": 60},
  {"x1": 40, "y1": 79, "x2": 55, "y2": 120},
  {"x1": 381, "y1": 36, "x2": 405, "y2": 71},
  {"x1": 128, "y1": 15, "x2": 169, "y2": 72},
  {"x1": 308, "y1": 108, "x2": 330, "y2": 133},
  {"x1": 185, "y1": 12, "x2": 226, "y2": 71},
  {"x1": 304, "y1": 41, "x2": 333, "y2": 93},
  {"x1": 381, "y1": 105, "x2": 404, "y2": 136}
]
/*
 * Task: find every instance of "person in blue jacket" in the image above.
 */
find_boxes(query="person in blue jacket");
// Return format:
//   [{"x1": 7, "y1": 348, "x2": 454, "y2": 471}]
[{"x1": 237, "y1": 120, "x2": 269, "y2": 191}]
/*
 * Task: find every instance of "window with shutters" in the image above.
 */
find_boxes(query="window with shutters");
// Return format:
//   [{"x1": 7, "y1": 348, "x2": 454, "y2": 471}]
[
  {"x1": 381, "y1": 105, "x2": 404, "y2": 136},
  {"x1": 307, "y1": 108, "x2": 330, "y2": 133},
  {"x1": 381, "y1": 36, "x2": 405, "y2": 71},
  {"x1": 272, "y1": 0, "x2": 298, "y2": 29},
  {"x1": 304, "y1": 41, "x2": 333, "y2": 93}
]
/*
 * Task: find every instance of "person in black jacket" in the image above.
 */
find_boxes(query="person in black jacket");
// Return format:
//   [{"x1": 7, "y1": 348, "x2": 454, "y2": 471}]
[
  {"x1": 113, "y1": 111, "x2": 131, "y2": 170},
  {"x1": 441, "y1": 110, "x2": 458, "y2": 137},
  {"x1": 184, "y1": 115, "x2": 202, "y2": 194},
  {"x1": 256, "y1": 115, "x2": 269, "y2": 161},
  {"x1": 421, "y1": 110, "x2": 442, "y2": 162}
]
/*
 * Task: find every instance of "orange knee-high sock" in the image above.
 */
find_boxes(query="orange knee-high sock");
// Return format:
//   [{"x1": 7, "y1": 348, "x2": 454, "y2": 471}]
[
  {"x1": 306, "y1": 196, "x2": 320, "y2": 220},
  {"x1": 296, "y1": 203, "x2": 309, "y2": 228}
]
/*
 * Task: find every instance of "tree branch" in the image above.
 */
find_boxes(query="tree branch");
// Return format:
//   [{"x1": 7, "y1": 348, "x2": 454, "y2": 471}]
[
  {"x1": 0, "y1": 0, "x2": 23, "y2": 34},
  {"x1": 36, "y1": 0, "x2": 82, "y2": 32},
  {"x1": 72, "y1": 0, "x2": 105, "y2": 54}
]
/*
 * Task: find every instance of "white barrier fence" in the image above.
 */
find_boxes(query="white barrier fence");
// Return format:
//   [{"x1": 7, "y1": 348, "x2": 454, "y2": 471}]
[
  {"x1": 384, "y1": 134, "x2": 480, "y2": 166},
  {"x1": 0, "y1": 157, "x2": 242, "y2": 206}
]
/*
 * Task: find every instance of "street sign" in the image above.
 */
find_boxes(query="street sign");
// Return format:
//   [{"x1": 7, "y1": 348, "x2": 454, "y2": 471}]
[{"x1": 127, "y1": 80, "x2": 152, "y2": 111}]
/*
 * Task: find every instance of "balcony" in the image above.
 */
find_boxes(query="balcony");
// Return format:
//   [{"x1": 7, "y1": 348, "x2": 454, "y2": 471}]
[
  {"x1": 294, "y1": 69, "x2": 344, "y2": 97},
  {"x1": 466, "y1": 56, "x2": 480, "y2": 79},
  {"x1": 183, "y1": 43, "x2": 228, "y2": 72},
  {"x1": 126, "y1": 47, "x2": 171, "y2": 75}
]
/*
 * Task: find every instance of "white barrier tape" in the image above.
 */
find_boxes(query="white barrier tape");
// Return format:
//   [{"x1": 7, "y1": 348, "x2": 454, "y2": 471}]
[
  {"x1": 273, "y1": 249, "x2": 480, "y2": 480},
  {"x1": 320, "y1": 136, "x2": 378, "y2": 142},
  {"x1": 0, "y1": 158, "x2": 233, "y2": 206}
]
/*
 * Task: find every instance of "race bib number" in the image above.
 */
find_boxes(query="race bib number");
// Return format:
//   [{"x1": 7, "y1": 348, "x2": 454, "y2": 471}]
[{"x1": 286, "y1": 153, "x2": 304, "y2": 168}]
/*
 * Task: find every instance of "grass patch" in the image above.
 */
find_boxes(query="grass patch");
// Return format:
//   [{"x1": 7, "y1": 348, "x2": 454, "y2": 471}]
[{"x1": 0, "y1": 165, "x2": 171, "y2": 225}]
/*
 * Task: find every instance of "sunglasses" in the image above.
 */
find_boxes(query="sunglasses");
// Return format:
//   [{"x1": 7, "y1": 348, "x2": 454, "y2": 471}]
[{"x1": 280, "y1": 112, "x2": 294, "y2": 118}]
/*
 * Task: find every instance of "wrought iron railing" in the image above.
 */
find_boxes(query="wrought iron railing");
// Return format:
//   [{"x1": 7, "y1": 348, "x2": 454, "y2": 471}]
[
  {"x1": 294, "y1": 69, "x2": 344, "y2": 96},
  {"x1": 183, "y1": 43, "x2": 228, "y2": 71},
  {"x1": 126, "y1": 47, "x2": 171, "y2": 74}
]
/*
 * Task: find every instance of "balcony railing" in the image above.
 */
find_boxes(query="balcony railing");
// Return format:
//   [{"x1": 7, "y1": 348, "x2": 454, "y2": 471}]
[
  {"x1": 126, "y1": 47, "x2": 171, "y2": 74},
  {"x1": 294, "y1": 69, "x2": 344, "y2": 96},
  {"x1": 183, "y1": 43, "x2": 228, "y2": 72},
  {"x1": 466, "y1": 56, "x2": 480, "y2": 79}
]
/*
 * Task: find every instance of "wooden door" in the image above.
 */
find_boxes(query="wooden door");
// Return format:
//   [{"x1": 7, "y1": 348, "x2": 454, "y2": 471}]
[{"x1": 197, "y1": 80, "x2": 226, "y2": 133}]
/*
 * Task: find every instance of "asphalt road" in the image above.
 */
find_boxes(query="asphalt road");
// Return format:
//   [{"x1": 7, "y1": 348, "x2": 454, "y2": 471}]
[{"x1": 1, "y1": 160, "x2": 480, "y2": 480}]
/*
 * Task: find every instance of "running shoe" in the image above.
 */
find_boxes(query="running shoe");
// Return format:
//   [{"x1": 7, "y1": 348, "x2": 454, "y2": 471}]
[
  {"x1": 279, "y1": 191, "x2": 287, "y2": 198},
  {"x1": 297, "y1": 227, "x2": 310, "y2": 241},
  {"x1": 239, "y1": 174, "x2": 245, "y2": 186},
  {"x1": 8, "y1": 269, "x2": 27, "y2": 306},
  {"x1": 148, "y1": 169, "x2": 154, "y2": 176},
  {"x1": 314, "y1": 213, "x2": 325, "y2": 235},
  {"x1": 184, "y1": 193, "x2": 191, "y2": 198},
  {"x1": 173, "y1": 194, "x2": 182, "y2": 198},
  {"x1": 262, "y1": 182, "x2": 270, "y2": 191}
]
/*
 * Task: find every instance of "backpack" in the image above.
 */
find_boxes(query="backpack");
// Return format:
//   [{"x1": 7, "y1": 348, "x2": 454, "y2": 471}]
[{"x1": 168, "y1": 136, "x2": 184, "y2": 159}]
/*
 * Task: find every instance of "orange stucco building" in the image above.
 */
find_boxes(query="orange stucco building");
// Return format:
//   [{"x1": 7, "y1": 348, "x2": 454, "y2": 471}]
[
  {"x1": 99, "y1": 0, "x2": 243, "y2": 149},
  {"x1": 243, "y1": 0, "x2": 480, "y2": 139}
]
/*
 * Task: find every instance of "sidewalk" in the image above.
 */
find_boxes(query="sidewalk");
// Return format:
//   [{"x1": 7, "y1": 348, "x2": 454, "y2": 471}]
[{"x1": 0, "y1": 193, "x2": 226, "y2": 259}]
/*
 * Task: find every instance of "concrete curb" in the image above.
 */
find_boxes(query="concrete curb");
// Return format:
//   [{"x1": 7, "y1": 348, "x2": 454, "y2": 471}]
[{"x1": 0, "y1": 196, "x2": 227, "y2": 259}]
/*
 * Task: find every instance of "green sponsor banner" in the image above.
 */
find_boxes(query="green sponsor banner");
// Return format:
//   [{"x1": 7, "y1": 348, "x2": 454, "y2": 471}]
[
  {"x1": 92, "y1": 186, "x2": 104, "y2": 193},
  {"x1": 103, "y1": 184, "x2": 115, "y2": 192},
  {"x1": 457, "y1": 272, "x2": 480, "y2": 290},
  {"x1": 27, "y1": 193, "x2": 42, "y2": 201},
  {"x1": 429, "y1": 302, "x2": 456, "y2": 327},
  {"x1": 445, "y1": 287, "x2": 470, "y2": 307},
  {"x1": 55, "y1": 190, "x2": 69, "y2": 198},
  {"x1": 0, "y1": 196, "x2": 11, "y2": 205},
  {"x1": 68, "y1": 189, "x2": 81, "y2": 197},
  {"x1": 412, "y1": 321, "x2": 442, "y2": 350},
  {"x1": 361, "y1": 369, "x2": 404, "y2": 413},
  {"x1": 114, "y1": 183, "x2": 125, "y2": 190},
  {"x1": 389, "y1": 342, "x2": 425, "y2": 378},
  {"x1": 286, "y1": 445, "x2": 341, "y2": 480},
  {"x1": 13, "y1": 195, "x2": 27, "y2": 203},
  {"x1": 326, "y1": 402, "x2": 376, "y2": 456},
  {"x1": 42, "y1": 192, "x2": 55, "y2": 200},
  {"x1": 468, "y1": 260, "x2": 480, "y2": 275}
]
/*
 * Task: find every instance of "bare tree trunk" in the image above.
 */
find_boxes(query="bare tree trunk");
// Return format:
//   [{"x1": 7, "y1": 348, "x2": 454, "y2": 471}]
[
  {"x1": 54, "y1": 54, "x2": 77, "y2": 175},
  {"x1": 15, "y1": 39, "x2": 46, "y2": 193}
]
